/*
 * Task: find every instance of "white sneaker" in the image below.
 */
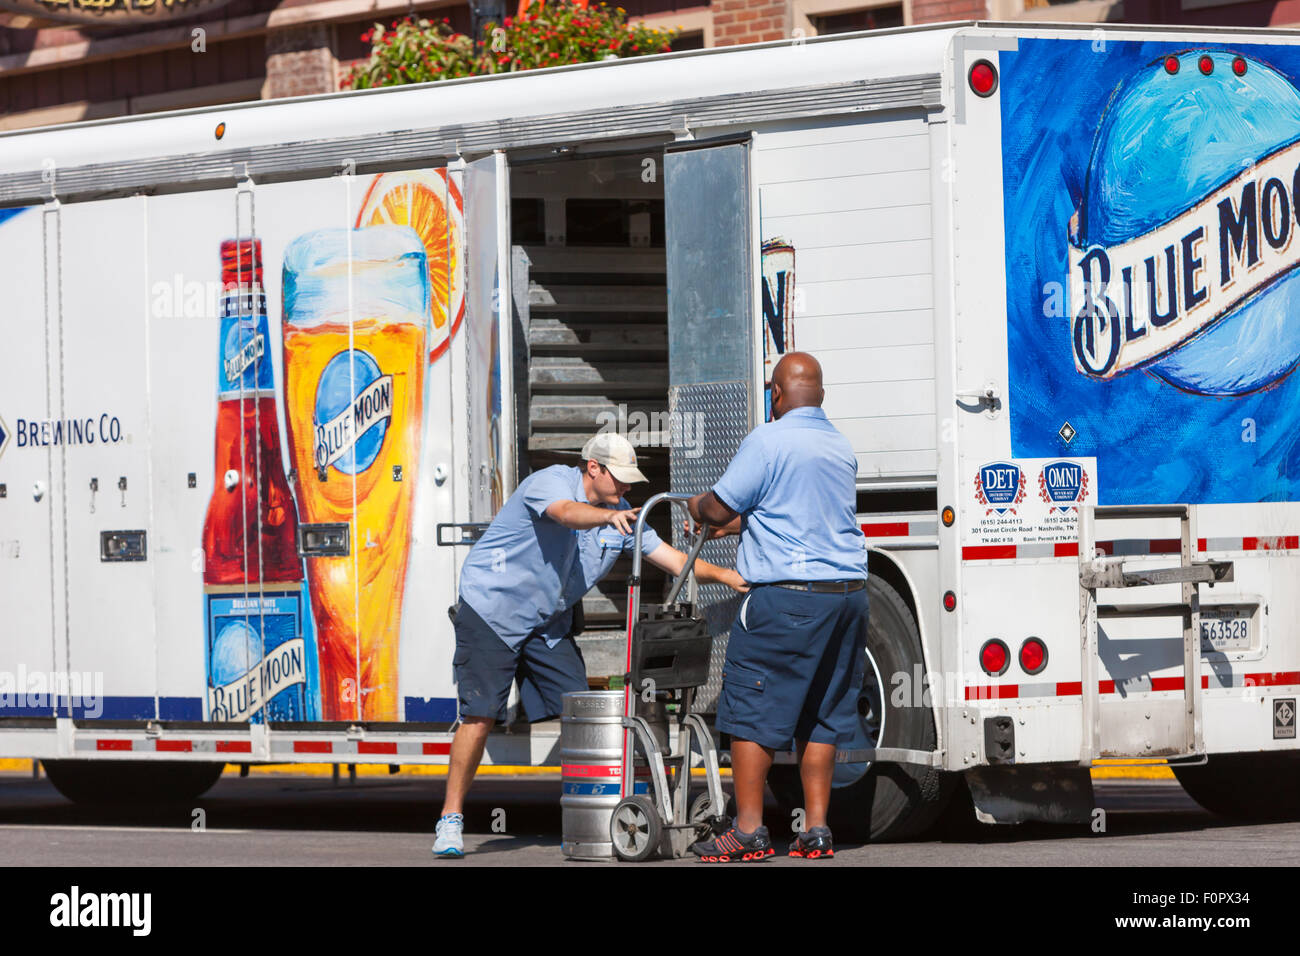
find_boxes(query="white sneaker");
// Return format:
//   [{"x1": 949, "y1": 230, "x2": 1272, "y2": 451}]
[{"x1": 433, "y1": 813, "x2": 465, "y2": 858}]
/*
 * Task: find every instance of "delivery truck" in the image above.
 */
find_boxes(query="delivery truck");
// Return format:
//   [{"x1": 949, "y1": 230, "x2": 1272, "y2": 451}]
[{"x1": 4, "y1": 19, "x2": 1300, "y2": 840}]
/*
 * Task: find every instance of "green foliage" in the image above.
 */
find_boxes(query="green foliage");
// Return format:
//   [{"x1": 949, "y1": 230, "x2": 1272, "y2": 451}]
[{"x1": 342, "y1": 2, "x2": 678, "y2": 90}]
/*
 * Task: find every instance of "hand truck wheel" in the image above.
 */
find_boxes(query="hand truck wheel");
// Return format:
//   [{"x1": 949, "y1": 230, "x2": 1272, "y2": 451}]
[{"x1": 610, "y1": 795, "x2": 662, "y2": 862}]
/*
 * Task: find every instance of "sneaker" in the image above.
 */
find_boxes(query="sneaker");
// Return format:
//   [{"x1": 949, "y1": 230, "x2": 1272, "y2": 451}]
[
  {"x1": 689, "y1": 824, "x2": 774, "y2": 863},
  {"x1": 788, "y1": 825, "x2": 834, "y2": 859},
  {"x1": 432, "y1": 813, "x2": 465, "y2": 858}
]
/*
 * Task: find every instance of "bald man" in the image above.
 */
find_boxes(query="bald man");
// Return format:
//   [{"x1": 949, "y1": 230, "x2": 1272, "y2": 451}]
[{"x1": 686, "y1": 352, "x2": 868, "y2": 862}]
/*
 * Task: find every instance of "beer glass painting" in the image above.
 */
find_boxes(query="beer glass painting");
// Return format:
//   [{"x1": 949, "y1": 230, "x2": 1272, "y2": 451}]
[
  {"x1": 282, "y1": 226, "x2": 430, "y2": 720},
  {"x1": 355, "y1": 169, "x2": 465, "y2": 364}
]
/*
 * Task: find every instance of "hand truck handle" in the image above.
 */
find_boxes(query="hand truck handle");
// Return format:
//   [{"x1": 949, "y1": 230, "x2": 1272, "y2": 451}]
[{"x1": 631, "y1": 492, "x2": 711, "y2": 603}]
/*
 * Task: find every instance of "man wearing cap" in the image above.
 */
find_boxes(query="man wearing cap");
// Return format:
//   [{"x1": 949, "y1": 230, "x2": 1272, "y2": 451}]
[
  {"x1": 433, "y1": 431, "x2": 747, "y2": 857},
  {"x1": 686, "y1": 352, "x2": 868, "y2": 862}
]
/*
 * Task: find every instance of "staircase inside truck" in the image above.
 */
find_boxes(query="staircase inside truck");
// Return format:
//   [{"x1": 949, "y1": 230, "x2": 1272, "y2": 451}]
[{"x1": 510, "y1": 149, "x2": 672, "y2": 684}]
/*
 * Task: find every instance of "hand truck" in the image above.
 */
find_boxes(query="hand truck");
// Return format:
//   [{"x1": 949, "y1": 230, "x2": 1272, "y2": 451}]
[{"x1": 608, "y1": 492, "x2": 731, "y2": 862}]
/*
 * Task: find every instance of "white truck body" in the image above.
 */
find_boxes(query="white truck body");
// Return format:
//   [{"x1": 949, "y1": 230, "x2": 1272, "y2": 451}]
[{"x1": 3, "y1": 20, "x2": 1300, "y2": 827}]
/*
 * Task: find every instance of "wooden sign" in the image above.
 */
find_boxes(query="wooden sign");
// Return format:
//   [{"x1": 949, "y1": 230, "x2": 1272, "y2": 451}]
[{"x1": 0, "y1": 0, "x2": 234, "y2": 26}]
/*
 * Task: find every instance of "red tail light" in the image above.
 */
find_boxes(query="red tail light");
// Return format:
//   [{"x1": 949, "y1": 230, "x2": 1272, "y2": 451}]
[
  {"x1": 1019, "y1": 637, "x2": 1048, "y2": 675},
  {"x1": 980, "y1": 639, "x2": 1009, "y2": 677},
  {"x1": 969, "y1": 60, "x2": 998, "y2": 98}
]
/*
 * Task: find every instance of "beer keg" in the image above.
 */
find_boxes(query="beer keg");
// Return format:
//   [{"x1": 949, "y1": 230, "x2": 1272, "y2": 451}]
[{"x1": 560, "y1": 691, "x2": 668, "y2": 860}]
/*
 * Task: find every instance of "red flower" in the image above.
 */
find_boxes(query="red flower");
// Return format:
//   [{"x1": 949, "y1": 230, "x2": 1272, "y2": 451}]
[{"x1": 504, "y1": 15, "x2": 513, "y2": 25}]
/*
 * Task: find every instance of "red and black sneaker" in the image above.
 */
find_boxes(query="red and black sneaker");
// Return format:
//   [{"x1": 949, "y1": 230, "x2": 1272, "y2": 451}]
[
  {"x1": 690, "y1": 824, "x2": 775, "y2": 863},
  {"x1": 788, "y1": 826, "x2": 834, "y2": 859}
]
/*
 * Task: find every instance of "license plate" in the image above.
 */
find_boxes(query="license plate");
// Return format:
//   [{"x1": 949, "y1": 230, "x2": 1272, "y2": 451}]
[{"x1": 1199, "y1": 607, "x2": 1253, "y2": 652}]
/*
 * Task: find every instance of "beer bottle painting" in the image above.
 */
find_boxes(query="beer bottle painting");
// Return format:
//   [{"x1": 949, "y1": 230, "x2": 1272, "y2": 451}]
[
  {"x1": 201, "y1": 239, "x2": 313, "y2": 723},
  {"x1": 282, "y1": 226, "x2": 431, "y2": 721}
]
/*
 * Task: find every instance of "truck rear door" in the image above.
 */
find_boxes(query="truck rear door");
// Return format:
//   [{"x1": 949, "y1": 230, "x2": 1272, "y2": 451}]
[{"x1": 0, "y1": 205, "x2": 57, "y2": 720}]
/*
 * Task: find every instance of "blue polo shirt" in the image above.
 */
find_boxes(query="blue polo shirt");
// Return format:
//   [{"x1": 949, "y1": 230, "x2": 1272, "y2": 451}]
[
  {"x1": 712, "y1": 406, "x2": 867, "y2": 584},
  {"x1": 458, "y1": 465, "x2": 664, "y2": 649}
]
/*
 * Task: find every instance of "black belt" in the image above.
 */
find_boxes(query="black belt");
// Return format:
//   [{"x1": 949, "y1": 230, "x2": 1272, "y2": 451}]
[{"x1": 763, "y1": 580, "x2": 867, "y2": 593}]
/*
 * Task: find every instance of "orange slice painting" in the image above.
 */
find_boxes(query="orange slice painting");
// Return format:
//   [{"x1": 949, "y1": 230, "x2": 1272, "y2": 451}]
[{"x1": 356, "y1": 169, "x2": 466, "y2": 363}]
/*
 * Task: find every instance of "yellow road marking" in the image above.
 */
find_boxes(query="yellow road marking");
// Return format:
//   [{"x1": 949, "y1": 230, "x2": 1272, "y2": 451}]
[
  {"x1": 0, "y1": 756, "x2": 1174, "y2": 781},
  {"x1": 0, "y1": 758, "x2": 731, "y2": 779}
]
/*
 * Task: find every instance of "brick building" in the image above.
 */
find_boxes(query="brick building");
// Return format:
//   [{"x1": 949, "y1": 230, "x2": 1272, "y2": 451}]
[{"x1": 1, "y1": 0, "x2": 1297, "y2": 131}]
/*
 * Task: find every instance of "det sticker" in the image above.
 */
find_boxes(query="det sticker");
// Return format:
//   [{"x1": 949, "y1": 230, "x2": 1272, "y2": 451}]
[
  {"x1": 974, "y1": 462, "x2": 1026, "y2": 515},
  {"x1": 965, "y1": 457, "x2": 1097, "y2": 548}
]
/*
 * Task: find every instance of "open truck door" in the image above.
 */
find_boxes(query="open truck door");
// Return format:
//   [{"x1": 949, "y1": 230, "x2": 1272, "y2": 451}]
[{"x1": 663, "y1": 135, "x2": 756, "y2": 715}]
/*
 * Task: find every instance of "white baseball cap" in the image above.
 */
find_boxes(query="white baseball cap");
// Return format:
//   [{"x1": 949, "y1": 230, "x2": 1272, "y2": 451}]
[{"x1": 581, "y1": 432, "x2": 648, "y2": 484}]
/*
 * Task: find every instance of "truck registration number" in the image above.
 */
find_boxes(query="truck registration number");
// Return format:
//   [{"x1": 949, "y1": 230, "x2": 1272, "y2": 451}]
[{"x1": 1199, "y1": 608, "x2": 1252, "y2": 652}]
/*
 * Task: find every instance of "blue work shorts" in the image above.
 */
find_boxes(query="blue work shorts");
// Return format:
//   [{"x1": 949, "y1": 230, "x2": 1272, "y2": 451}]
[
  {"x1": 452, "y1": 600, "x2": 588, "y2": 723},
  {"x1": 716, "y1": 585, "x2": 868, "y2": 751}
]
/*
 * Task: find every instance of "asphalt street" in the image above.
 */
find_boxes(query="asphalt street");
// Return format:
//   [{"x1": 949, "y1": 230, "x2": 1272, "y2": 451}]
[{"x1": 0, "y1": 770, "x2": 1296, "y2": 867}]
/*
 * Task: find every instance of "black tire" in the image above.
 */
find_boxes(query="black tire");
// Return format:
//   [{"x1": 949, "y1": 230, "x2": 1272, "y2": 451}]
[
  {"x1": 689, "y1": 790, "x2": 735, "y2": 837},
  {"x1": 1173, "y1": 752, "x2": 1300, "y2": 820},
  {"x1": 41, "y1": 760, "x2": 226, "y2": 806},
  {"x1": 767, "y1": 576, "x2": 953, "y2": 842},
  {"x1": 924, "y1": 771, "x2": 984, "y2": 840}
]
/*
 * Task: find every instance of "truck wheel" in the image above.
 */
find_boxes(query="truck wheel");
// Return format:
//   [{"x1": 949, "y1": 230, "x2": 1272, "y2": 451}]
[
  {"x1": 41, "y1": 760, "x2": 226, "y2": 806},
  {"x1": 767, "y1": 576, "x2": 952, "y2": 842},
  {"x1": 1173, "y1": 752, "x2": 1300, "y2": 820}
]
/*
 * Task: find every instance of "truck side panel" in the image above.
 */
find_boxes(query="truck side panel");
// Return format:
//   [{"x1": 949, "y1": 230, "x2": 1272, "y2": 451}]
[
  {"x1": 752, "y1": 113, "x2": 938, "y2": 481},
  {"x1": 0, "y1": 168, "x2": 490, "y2": 740},
  {"x1": 59, "y1": 197, "x2": 158, "y2": 717},
  {"x1": 147, "y1": 186, "x2": 238, "y2": 720},
  {"x1": 0, "y1": 206, "x2": 57, "y2": 718}
]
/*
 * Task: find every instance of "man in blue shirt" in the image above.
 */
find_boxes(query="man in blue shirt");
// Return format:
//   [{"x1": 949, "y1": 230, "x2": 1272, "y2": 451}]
[
  {"x1": 433, "y1": 432, "x2": 746, "y2": 857},
  {"x1": 687, "y1": 352, "x2": 868, "y2": 862}
]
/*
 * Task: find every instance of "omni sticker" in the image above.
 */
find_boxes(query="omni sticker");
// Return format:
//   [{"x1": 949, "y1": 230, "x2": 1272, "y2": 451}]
[{"x1": 1039, "y1": 460, "x2": 1090, "y2": 513}]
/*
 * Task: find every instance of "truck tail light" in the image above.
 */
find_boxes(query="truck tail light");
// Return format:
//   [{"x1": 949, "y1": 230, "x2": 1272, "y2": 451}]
[
  {"x1": 1020, "y1": 637, "x2": 1048, "y2": 675},
  {"x1": 969, "y1": 60, "x2": 998, "y2": 98},
  {"x1": 980, "y1": 639, "x2": 1009, "y2": 676}
]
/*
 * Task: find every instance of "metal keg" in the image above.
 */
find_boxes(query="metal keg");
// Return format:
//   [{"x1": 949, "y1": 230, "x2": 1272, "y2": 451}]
[{"x1": 560, "y1": 690, "x2": 669, "y2": 860}]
